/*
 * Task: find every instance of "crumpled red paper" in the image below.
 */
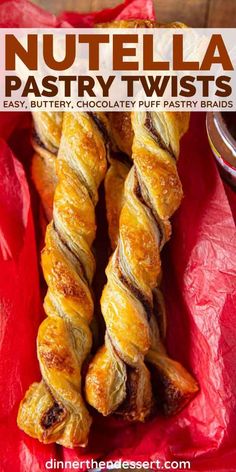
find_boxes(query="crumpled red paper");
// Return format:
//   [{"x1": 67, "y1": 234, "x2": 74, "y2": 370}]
[{"x1": 0, "y1": 1, "x2": 236, "y2": 471}]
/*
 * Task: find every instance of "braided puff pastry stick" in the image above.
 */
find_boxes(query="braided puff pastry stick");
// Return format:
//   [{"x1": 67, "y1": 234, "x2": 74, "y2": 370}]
[
  {"x1": 105, "y1": 140, "x2": 168, "y2": 338},
  {"x1": 106, "y1": 112, "x2": 133, "y2": 158},
  {"x1": 105, "y1": 159, "x2": 130, "y2": 251},
  {"x1": 31, "y1": 112, "x2": 62, "y2": 222},
  {"x1": 85, "y1": 111, "x2": 199, "y2": 420},
  {"x1": 17, "y1": 112, "x2": 107, "y2": 448},
  {"x1": 103, "y1": 20, "x2": 187, "y2": 159}
]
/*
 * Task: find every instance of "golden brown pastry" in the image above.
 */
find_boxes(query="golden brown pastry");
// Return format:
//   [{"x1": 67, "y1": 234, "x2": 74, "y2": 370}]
[
  {"x1": 103, "y1": 21, "x2": 187, "y2": 159},
  {"x1": 31, "y1": 112, "x2": 62, "y2": 222},
  {"x1": 99, "y1": 19, "x2": 157, "y2": 28},
  {"x1": 18, "y1": 20, "x2": 197, "y2": 446},
  {"x1": 106, "y1": 113, "x2": 133, "y2": 158},
  {"x1": 102, "y1": 19, "x2": 187, "y2": 28},
  {"x1": 85, "y1": 110, "x2": 198, "y2": 420},
  {"x1": 17, "y1": 112, "x2": 107, "y2": 447},
  {"x1": 105, "y1": 159, "x2": 130, "y2": 251},
  {"x1": 86, "y1": 20, "x2": 197, "y2": 420},
  {"x1": 33, "y1": 112, "x2": 63, "y2": 156}
]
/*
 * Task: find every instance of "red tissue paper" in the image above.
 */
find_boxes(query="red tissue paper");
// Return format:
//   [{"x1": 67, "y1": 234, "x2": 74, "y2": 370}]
[{"x1": 0, "y1": 1, "x2": 236, "y2": 471}]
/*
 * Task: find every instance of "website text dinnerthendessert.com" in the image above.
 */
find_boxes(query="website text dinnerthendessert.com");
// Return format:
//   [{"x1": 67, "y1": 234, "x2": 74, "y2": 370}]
[{"x1": 45, "y1": 458, "x2": 192, "y2": 470}]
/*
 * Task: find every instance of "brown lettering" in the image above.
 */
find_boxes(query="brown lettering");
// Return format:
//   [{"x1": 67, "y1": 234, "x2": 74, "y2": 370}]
[
  {"x1": 5, "y1": 34, "x2": 37, "y2": 70},
  {"x1": 215, "y1": 75, "x2": 232, "y2": 97},
  {"x1": 79, "y1": 34, "x2": 109, "y2": 70},
  {"x1": 41, "y1": 76, "x2": 58, "y2": 97},
  {"x1": 173, "y1": 34, "x2": 199, "y2": 70},
  {"x1": 143, "y1": 35, "x2": 169, "y2": 70},
  {"x1": 97, "y1": 75, "x2": 115, "y2": 97},
  {"x1": 197, "y1": 76, "x2": 214, "y2": 96},
  {"x1": 43, "y1": 34, "x2": 75, "y2": 71},
  {"x1": 201, "y1": 35, "x2": 233, "y2": 70},
  {"x1": 121, "y1": 76, "x2": 139, "y2": 96},
  {"x1": 5, "y1": 76, "x2": 22, "y2": 96},
  {"x1": 179, "y1": 76, "x2": 196, "y2": 97},
  {"x1": 78, "y1": 76, "x2": 95, "y2": 97},
  {"x1": 140, "y1": 75, "x2": 170, "y2": 97},
  {"x1": 58, "y1": 76, "x2": 77, "y2": 96},
  {"x1": 22, "y1": 76, "x2": 40, "y2": 96},
  {"x1": 113, "y1": 35, "x2": 138, "y2": 71}
]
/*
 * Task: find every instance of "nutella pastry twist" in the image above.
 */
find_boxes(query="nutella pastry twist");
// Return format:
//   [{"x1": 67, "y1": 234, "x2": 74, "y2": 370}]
[
  {"x1": 106, "y1": 112, "x2": 133, "y2": 158},
  {"x1": 105, "y1": 158, "x2": 130, "y2": 251},
  {"x1": 17, "y1": 112, "x2": 107, "y2": 447},
  {"x1": 31, "y1": 112, "x2": 62, "y2": 222},
  {"x1": 85, "y1": 111, "x2": 198, "y2": 420}
]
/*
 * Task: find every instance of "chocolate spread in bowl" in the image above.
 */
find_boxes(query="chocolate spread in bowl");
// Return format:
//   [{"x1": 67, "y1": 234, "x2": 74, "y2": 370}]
[
  {"x1": 206, "y1": 112, "x2": 236, "y2": 188},
  {"x1": 222, "y1": 112, "x2": 236, "y2": 142}
]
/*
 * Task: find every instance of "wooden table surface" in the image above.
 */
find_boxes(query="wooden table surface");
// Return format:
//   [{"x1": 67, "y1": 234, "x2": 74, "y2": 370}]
[{"x1": 31, "y1": 0, "x2": 236, "y2": 27}]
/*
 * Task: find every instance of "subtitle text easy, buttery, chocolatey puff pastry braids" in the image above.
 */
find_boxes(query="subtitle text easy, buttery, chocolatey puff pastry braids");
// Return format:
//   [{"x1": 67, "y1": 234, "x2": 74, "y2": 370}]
[
  {"x1": 17, "y1": 112, "x2": 107, "y2": 448},
  {"x1": 85, "y1": 111, "x2": 199, "y2": 420}
]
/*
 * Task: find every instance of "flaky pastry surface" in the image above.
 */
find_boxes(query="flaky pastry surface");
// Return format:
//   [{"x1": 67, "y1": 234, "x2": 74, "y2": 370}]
[{"x1": 18, "y1": 112, "x2": 107, "y2": 447}]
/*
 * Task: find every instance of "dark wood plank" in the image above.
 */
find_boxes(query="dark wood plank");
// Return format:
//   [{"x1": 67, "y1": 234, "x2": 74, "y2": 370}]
[
  {"x1": 66, "y1": 0, "x2": 92, "y2": 12},
  {"x1": 31, "y1": 0, "x2": 208, "y2": 26},
  {"x1": 90, "y1": 0, "x2": 210, "y2": 26},
  {"x1": 91, "y1": 0, "x2": 121, "y2": 11},
  {"x1": 31, "y1": 0, "x2": 236, "y2": 27},
  {"x1": 31, "y1": 0, "x2": 93, "y2": 14},
  {"x1": 153, "y1": 0, "x2": 209, "y2": 27},
  {"x1": 207, "y1": 0, "x2": 236, "y2": 27}
]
